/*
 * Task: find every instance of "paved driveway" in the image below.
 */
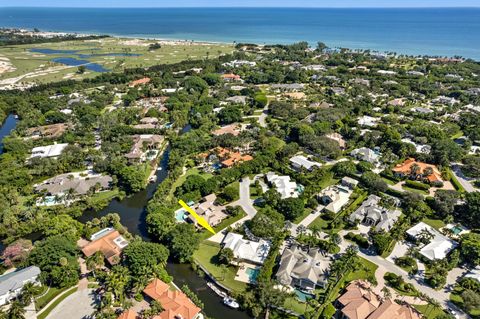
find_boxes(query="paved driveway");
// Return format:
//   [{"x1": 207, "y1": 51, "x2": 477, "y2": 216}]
[{"x1": 46, "y1": 289, "x2": 97, "y2": 319}]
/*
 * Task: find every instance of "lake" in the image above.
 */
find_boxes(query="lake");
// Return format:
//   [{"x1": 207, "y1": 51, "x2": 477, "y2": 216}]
[{"x1": 0, "y1": 114, "x2": 18, "y2": 155}]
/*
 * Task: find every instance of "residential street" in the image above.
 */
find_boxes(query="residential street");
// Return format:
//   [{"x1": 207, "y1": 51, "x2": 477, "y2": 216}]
[{"x1": 452, "y1": 164, "x2": 478, "y2": 193}]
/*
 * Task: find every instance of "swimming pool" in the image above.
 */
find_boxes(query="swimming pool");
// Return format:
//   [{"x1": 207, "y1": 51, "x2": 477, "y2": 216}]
[
  {"x1": 295, "y1": 289, "x2": 315, "y2": 302},
  {"x1": 451, "y1": 225, "x2": 464, "y2": 235},
  {"x1": 175, "y1": 209, "x2": 187, "y2": 222},
  {"x1": 246, "y1": 267, "x2": 260, "y2": 283}
]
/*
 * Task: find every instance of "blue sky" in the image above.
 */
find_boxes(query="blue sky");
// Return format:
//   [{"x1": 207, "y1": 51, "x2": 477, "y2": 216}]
[{"x1": 1, "y1": 0, "x2": 478, "y2": 7}]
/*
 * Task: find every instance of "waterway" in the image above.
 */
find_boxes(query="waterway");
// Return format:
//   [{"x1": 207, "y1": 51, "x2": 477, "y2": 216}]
[
  {"x1": 0, "y1": 114, "x2": 18, "y2": 155},
  {"x1": 79, "y1": 145, "x2": 251, "y2": 319}
]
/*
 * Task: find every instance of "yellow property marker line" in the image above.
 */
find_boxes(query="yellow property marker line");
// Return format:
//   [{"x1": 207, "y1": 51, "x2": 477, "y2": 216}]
[{"x1": 178, "y1": 200, "x2": 216, "y2": 235}]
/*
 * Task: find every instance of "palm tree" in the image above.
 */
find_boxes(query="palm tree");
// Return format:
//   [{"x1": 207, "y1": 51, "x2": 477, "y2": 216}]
[
  {"x1": 381, "y1": 287, "x2": 392, "y2": 299},
  {"x1": 7, "y1": 300, "x2": 26, "y2": 319}
]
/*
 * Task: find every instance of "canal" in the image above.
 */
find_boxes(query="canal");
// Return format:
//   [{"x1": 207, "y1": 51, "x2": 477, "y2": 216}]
[
  {"x1": 79, "y1": 148, "x2": 252, "y2": 319},
  {"x1": 0, "y1": 114, "x2": 18, "y2": 155}
]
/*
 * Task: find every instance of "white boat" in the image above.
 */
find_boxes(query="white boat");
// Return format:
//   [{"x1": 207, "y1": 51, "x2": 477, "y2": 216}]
[
  {"x1": 223, "y1": 297, "x2": 240, "y2": 309},
  {"x1": 207, "y1": 282, "x2": 226, "y2": 298}
]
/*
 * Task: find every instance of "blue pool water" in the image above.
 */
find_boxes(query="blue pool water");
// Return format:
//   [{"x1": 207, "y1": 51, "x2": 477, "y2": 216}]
[
  {"x1": 246, "y1": 267, "x2": 260, "y2": 283},
  {"x1": 295, "y1": 289, "x2": 315, "y2": 302},
  {"x1": 175, "y1": 209, "x2": 187, "y2": 222}
]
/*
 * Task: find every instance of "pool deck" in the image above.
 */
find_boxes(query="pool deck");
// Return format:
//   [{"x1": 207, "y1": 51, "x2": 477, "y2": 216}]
[{"x1": 234, "y1": 262, "x2": 261, "y2": 284}]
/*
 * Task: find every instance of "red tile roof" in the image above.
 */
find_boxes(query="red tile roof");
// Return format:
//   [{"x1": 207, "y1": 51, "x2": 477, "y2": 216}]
[
  {"x1": 143, "y1": 279, "x2": 201, "y2": 319},
  {"x1": 117, "y1": 309, "x2": 137, "y2": 319},
  {"x1": 392, "y1": 158, "x2": 443, "y2": 183}
]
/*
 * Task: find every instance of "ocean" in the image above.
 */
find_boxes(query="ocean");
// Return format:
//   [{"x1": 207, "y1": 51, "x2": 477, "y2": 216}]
[{"x1": 1, "y1": 7, "x2": 480, "y2": 59}]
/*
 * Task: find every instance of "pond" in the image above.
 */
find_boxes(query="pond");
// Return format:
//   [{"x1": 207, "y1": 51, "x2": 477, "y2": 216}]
[
  {"x1": 30, "y1": 48, "x2": 141, "y2": 73},
  {"x1": 51, "y1": 57, "x2": 110, "y2": 73},
  {"x1": 0, "y1": 114, "x2": 18, "y2": 155}
]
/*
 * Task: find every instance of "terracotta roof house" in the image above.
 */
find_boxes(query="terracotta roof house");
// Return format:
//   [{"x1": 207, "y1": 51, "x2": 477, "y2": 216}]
[
  {"x1": 117, "y1": 309, "x2": 138, "y2": 319},
  {"x1": 337, "y1": 281, "x2": 421, "y2": 319},
  {"x1": 129, "y1": 77, "x2": 151, "y2": 87},
  {"x1": 392, "y1": 158, "x2": 443, "y2": 184},
  {"x1": 212, "y1": 123, "x2": 242, "y2": 136},
  {"x1": 221, "y1": 73, "x2": 242, "y2": 82},
  {"x1": 81, "y1": 228, "x2": 129, "y2": 265},
  {"x1": 143, "y1": 279, "x2": 201, "y2": 319}
]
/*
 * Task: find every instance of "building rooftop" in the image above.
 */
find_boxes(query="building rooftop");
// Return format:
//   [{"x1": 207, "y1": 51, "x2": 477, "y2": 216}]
[
  {"x1": 222, "y1": 232, "x2": 271, "y2": 265},
  {"x1": 81, "y1": 228, "x2": 128, "y2": 265},
  {"x1": 30, "y1": 143, "x2": 68, "y2": 159},
  {"x1": 0, "y1": 266, "x2": 41, "y2": 297}
]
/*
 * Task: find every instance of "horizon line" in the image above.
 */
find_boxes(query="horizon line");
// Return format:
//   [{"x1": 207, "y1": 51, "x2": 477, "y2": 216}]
[{"x1": 2, "y1": 5, "x2": 480, "y2": 9}]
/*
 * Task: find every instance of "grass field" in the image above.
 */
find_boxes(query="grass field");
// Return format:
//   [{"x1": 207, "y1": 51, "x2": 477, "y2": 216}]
[
  {"x1": 0, "y1": 37, "x2": 234, "y2": 84},
  {"x1": 193, "y1": 241, "x2": 247, "y2": 293}
]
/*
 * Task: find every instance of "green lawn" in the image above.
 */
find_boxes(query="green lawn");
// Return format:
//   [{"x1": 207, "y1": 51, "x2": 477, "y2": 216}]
[
  {"x1": 37, "y1": 286, "x2": 78, "y2": 319},
  {"x1": 308, "y1": 215, "x2": 334, "y2": 231},
  {"x1": 294, "y1": 208, "x2": 313, "y2": 224},
  {"x1": 413, "y1": 304, "x2": 447, "y2": 319},
  {"x1": 423, "y1": 218, "x2": 446, "y2": 230},
  {"x1": 167, "y1": 167, "x2": 212, "y2": 200},
  {"x1": 35, "y1": 286, "x2": 70, "y2": 310},
  {"x1": 402, "y1": 185, "x2": 430, "y2": 195},
  {"x1": 0, "y1": 38, "x2": 234, "y2": 84},
  {"x1": 450, "y1": 291, "x2": 480, "y2": 317},
  {"x1": 345, "y1": 257, "x2": 378, "y2": 283},
  {"x1": 199, "y1": 209, "x2": 247, "y2": 241},
  {"x1": 193, "y1": 242, "x2": 247, "y2": 293},
  {"x1": 284, "y1": 297, "x2": 307, "y2": 315}
]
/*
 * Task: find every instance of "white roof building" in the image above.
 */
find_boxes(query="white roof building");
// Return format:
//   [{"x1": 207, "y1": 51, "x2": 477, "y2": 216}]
[
  {"x1": 401, "y1": 138, "x2": 431, "y2": 155},
  {"x1": 222, "y1": 233, "x2": 271, "y2": 265},
  {"x1": 318, "y1": 185, "x2": 353, "y2": 213},
  {"x1": 266, "y1": 172, "x2": 301, "y2": 199},
  {"x1": 290, "y1": 155, "x2": 321, "y2": 171},
  {"x1": 30, "y1": 143, "x2": 68, "y2": 159},
  {"x1": 406, "y1": 222, "x2": 458, "y2": 260},
  {"x1": 350, "y1": 147, "x2": 381, "y2": 165},
  {"x1": 0, "y1": 266, "x2": 41, "y2": 306}
]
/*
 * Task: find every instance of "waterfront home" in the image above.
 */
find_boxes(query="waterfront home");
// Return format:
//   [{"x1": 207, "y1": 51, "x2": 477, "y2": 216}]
[
  {"x1": 143, "y1": 278, "x2": 201, "y2": 319},
  {"x1": 289, "y1": 155, "x2": 321, "y2": 171},
  {"x1": 34, "y1": 171, "x2": 112, "y2": 198},
  {"x1": 186, "y1": 194, "x2": 228, "y2": 228},
  {"x1": 348, "y1": 195, "x2": 401, "y2": 232},
  {"x1": 325, "y1": 132, "x2": 346, "y2": 149},
  {"x1": 406, "y1": 222, "x2": 458, "y2": 260},
  {"x1": 336, "y1": 280, "x2": 421, "y2": 319},
  {"x1": 392, "y1": 158, "x2": 443, "y2": 184},
  {"x1": 222, "y1": 232, "x2": 271, "y2": 265},
  {"x1": 266, "y1": 172, "x2": 302, "y2": 199},
  {"x1": 317, "y1": 184, "x2": 353, "y2": 214},
  {"x1": 129, "y1": 77, "x2": 151, "y2": 87},
  {"x1": 197, "y1": 147, "x2": 253, "y2": 171},
  {"x1": 25, "y1": 123, "x2": 69, "y2": 140},
  {"x1": 276, "y1": 245, "x2": 331, "y2": 291},
  {"x1": 125, "y1": 134, "x2": 164, "y2": 163},
  {"x1": 350, "y1": 147, "x2": 381, "y2": 166},
  {"x1": 0, "y1": 266, "x2": 41, "y2": 306},
  {"x1": 81, "y1": 228, "x2": 129, "y2": 265},
  {"x1": 30, "y1": 143, "x2": 68, "y2": 159}
]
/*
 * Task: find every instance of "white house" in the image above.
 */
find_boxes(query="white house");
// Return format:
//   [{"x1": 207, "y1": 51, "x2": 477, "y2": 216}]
[
  {"x1": 30, "y1": 143, "x2": 68, "y2": 159},
  {"x1": 0, "y1": 266, "x2": 41, "y2": 306},
  {"x1": 290, "y1": 155, "x2": 321, "y2": 171},
  {"x1": 406, "y1": 222, "x2": 458, "y2": 260},
  {"x1": 350, "y1": 147, "x2": 381, "y2": 166},
  {"x1": 222, "y1": 233, "x2": 271, "y2": 265},
  {"x1": 266, "y1": 172, "x2": 302, "y2": 199},
  {"x1": 318, "y1": 185, "x2": 353, "y2": 213}
]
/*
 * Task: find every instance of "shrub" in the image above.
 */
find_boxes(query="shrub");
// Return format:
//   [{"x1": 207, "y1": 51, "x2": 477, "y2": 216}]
[
  {"x1": 345, "y1": 232, "x2": 369, "y2": 248},
  {"x1": 405, "y1": 179, "x2": 430, "y2": 190}
]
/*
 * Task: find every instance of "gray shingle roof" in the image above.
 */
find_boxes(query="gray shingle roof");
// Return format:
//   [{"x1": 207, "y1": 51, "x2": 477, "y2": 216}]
[{"x1": 0, "y1": 266, "x2": 41, "y2": 296}]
